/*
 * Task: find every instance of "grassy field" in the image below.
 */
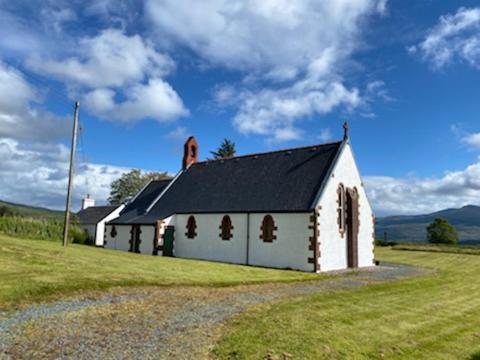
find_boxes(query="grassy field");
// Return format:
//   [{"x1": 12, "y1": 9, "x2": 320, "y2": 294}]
[
  {"x1": 214, "y1": 247, "x2": 480, "y2": 359},
  {"x1": 392, "y1": 242, "x2": 480, "y2": 255},
  {"x1": 0, "y1": 234, "x2": 319, "y2": 309}
]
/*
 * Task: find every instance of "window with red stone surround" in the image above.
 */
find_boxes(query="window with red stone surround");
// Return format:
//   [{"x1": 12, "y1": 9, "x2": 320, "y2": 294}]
[
  {"x1": 185, "y1": 215, "x2": 197, "y2": 239},
  {"x1": 219, "y1": 215, "x2": 233, "y2": 240},
  {"x1": 260, "y1": 215, "x2": 277, "y2": 242}
]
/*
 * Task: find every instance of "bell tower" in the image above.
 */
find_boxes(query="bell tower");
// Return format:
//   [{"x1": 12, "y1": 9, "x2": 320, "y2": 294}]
[{"x1": 182, "y1": 136, "x2": 198, "y2": 169}]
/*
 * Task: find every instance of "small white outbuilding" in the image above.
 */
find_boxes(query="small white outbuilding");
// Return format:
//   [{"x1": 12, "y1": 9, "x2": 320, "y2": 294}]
[
  {"x1": 77, "y1": 196, "x2": 124, "y2": 246},
  {"x1": 105, "y1": 124, "x2": 375, "y2": 272}
]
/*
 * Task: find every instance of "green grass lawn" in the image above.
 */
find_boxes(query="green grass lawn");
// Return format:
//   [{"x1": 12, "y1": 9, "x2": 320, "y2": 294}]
[
  {"x1": 214, "y1": 247, "x2": 480, "y2": 359},
  {"x1": 0, "y1": 234, "x2": 318, "y2": 308}
]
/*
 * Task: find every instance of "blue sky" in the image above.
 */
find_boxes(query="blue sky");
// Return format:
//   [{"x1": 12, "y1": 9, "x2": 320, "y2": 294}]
[{"x1": 1, "y1": 0, "x2": 480, "y2": 215}]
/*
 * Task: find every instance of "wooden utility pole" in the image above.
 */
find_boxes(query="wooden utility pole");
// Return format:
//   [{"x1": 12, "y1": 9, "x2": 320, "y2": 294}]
[{"x1": 62, "y1": 101, "x2": 80, "y2": 247}]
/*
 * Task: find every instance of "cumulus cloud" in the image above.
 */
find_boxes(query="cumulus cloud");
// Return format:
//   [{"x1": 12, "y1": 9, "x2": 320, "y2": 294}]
[
  {"x1": 0, "y1": 61, "x2": 133, "y2": 209},
  {"x1": 365, "y1": 162, "x2": 480, "y2": 215},
  {"x1": 0, "y1": 61, "x2": 69, "y2": 142},
  {"x1": 461, "y1": 132, "x2": 480, "y2": 149},
  {"x1": 0, "y1": 138, "x2": 130, "y2": 210},
  {"x1": 409, "y1": 7, "x2": 480, "y2": 69},
  {"x1": 83, "y1": 79, "x2": 188, "y2": 122},
  {"x1": 28, "y1": 29, "x2": 188, "y2": 123},
  {"x1": 28, "y1": 29, "x2": 174, "y2": 88},
  {"x1": 146, "y1": 0, "x2": 386, "y2": 141}
]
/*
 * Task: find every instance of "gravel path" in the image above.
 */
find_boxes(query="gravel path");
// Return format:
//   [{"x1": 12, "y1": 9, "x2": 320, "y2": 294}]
[{"x1": 0, "y1": 264, "x2": 428, "y2": 359}]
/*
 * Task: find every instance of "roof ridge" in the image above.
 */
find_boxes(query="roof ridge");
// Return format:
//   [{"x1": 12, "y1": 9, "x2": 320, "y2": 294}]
[{"x1": 195, "y1": 140, "x2": 342, "y2": 165}]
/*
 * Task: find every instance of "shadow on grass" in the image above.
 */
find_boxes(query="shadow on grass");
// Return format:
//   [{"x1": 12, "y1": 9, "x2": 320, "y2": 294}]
[{"x1": 469, "y1": 351, "x2": 480, "y2": 360}]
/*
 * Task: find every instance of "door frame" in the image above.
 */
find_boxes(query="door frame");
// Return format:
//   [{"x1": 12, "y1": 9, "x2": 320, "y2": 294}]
[
  {"x1": 346, "y1": 188, "x2": 359, "y2": 268},
  {"x1": 162, "y1": 225, "x2": 175, "y2": 257}
]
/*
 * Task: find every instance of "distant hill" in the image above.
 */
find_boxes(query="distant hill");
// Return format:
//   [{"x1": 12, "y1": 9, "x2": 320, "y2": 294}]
[
  {"x1": 0, "y1": 200, "x2": 64, "y2": 220},
  {"x1": 376, "y1": 205, "x2": 480, "y2": 245}
]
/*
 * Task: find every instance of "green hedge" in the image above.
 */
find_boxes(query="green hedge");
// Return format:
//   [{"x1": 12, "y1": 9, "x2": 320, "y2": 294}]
[{"x1": 0, "y1": 216, "x2": 89, "y2": 243}]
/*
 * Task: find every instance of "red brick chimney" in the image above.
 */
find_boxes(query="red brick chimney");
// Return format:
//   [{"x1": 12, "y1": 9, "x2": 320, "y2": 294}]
[{"x1": 183, "y1": 136, "x2": 198, "y2": 169}]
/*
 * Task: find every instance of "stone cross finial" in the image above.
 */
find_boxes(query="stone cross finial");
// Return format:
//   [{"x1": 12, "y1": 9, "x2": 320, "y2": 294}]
[{"x1": 343, "y1": 121, "x2": 349, "y2": 141}]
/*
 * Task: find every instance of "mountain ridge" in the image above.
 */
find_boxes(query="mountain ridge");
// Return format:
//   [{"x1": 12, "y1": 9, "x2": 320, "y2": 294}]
[
  {"x1": 376, "y1": 205, "x2": 480, "y2": 244},
  {"x1": 0, "y1": 199, "x2": 64, "y2": 220}
]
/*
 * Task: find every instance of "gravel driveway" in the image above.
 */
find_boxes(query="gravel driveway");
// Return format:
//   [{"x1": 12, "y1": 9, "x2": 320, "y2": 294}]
[{"x1": 0, "y1": 264, "x2": 427, "y2": 360}]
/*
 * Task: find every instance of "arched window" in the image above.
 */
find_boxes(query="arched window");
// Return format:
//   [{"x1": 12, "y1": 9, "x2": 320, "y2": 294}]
[
  {"x1": 110, "y1": 225, "x2": 117, "y2": 238},
  {"x1": 190, "y1": 145, "x2": 196, "y2": 157},
  {"x1": 185, "y1": 215, "x2": 197, "y2": 239},
  {"x1": 219, "y1": 215, "x2": 233, "y2": 240},
  {"x1": 260, "y1": 215, "x2": 277, "y2": 242},
  {"x1": 337, "y1": 184, "x2": 346, "y2": 236}
]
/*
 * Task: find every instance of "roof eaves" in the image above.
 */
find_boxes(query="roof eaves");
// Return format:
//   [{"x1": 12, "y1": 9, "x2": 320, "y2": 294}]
[
  {"x1": 96, "y1": 204, "x2": 124, "y2": 223},
  {"x1": 144, "y1": 167, "x2": 187, "y2": 214}
]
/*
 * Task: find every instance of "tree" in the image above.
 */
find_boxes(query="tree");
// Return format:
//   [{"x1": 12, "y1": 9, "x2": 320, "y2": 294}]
[
  {"x1": 0, "y1": 205, "x2": 15, "y2": 217},
  {"x1": 108, "y1": 169, "x2": 171, "y2": 205},
  {"x1": 210, "y1": 138, "x2": 236, "y2": 159},
  {"x1": 427, "y1": 218, "x2": 458, "y2": 244}
]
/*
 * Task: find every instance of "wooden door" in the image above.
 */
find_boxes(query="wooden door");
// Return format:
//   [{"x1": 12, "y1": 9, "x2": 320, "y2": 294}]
[
  {"x1": 163, "y1": 226, "x2": 174, "y2": 257},
  {"x1": 346, "y1": 188, "x2": 359, "y2": 268}
]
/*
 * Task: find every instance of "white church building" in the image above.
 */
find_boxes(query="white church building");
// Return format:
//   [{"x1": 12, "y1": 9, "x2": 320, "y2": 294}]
[{"x1": 104, "y1": 124, "x2": 375, "y2": 272}]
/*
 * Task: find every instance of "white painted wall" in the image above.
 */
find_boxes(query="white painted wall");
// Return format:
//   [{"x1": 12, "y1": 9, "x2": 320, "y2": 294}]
[
  {"x1": 104, "y1": 225, "x2": 131, "y2": 252},
  {"x1": 316, "y1": 142, "x2": 375, "y2": 271},
  {"x1": 104, "y1": 223, "x2": 156, "y2": 254},
  {"x1": 248, "y1": 213, "x2": 313, "y2": 272},
  {"x1": 94, "y1": 205, "x2": 125, "y2": 247},
  {"x1": 174, "y1": 214, "x2": 248, "y2": 264},
  {"x1": 139, "y1": 225, "x2": 155, "y2": 254},
  {"x1": 173, "y1": 213, "x2": 312, "y2": 271}
]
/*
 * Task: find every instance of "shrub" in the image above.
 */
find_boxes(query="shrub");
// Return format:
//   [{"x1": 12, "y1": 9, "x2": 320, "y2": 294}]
[
  {"x1": 427, "y1": 218, "x2": 459, "y2": 245},
  {"x1": 70, "y1": 226, "x2": 93, "y2": 245},
  {"x1": 0, "y1": 205, "x2": 16, "y2": 217},
  {"x1": 0, "y1": 216, "x2": 63, "y2": 241}
]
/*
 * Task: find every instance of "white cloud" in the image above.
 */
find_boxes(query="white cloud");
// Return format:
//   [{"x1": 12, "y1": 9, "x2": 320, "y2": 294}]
[
  {"x1": 0, "y1": 138, "x2": 130, "y2": 210},
  {"x1": 28, "y1": 29, "x2": 174, "y2": 88},
  {"x1": 410, "y1": 7, "x2": 480, "y2": 69},
  {"x1": 83, "y1": 79, "x2": 188, "y2": 122},
  {"x1": 0, "y1": 61, "x2": 69, "y2": 142},
  {"x1": 462, "y1": 132, "x2": 480, "y2": 149},
  {"x1": 365, "y1": 162, "x2": 480, "y2": 215},
  {"x1": 318, "y1": 128, "x2": 332, "y2": 142},
  {"x1": 232, "y1": 81, "x2": 360, "y2": 141},
  {"x1": 146, "y1": 0, "x2": 386, "y2": 141},
  {"x1": 28, "y1": 29, "x2": 188, "y2": 123}
]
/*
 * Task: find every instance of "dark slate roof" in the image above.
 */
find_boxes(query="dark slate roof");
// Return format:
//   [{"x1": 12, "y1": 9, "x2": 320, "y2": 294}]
[
  {"x1": 109, "y1": 179, "x2": 171, "y2": 224},
  {"x1": 129, "y1": 141, "x2": 342, "y2": 224},
  {"x1": 77, "y1": 206, "x2": 119, "y2": 225}
]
